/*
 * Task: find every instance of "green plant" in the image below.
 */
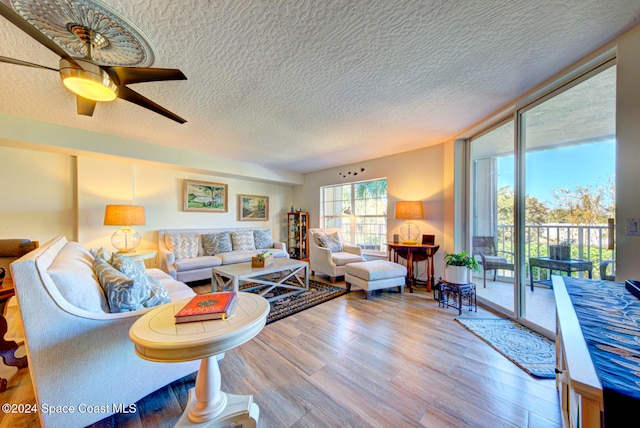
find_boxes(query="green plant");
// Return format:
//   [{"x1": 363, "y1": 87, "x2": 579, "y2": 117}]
[{"x1": 444, "y1": 251, "x2": 480, "y2": 272}]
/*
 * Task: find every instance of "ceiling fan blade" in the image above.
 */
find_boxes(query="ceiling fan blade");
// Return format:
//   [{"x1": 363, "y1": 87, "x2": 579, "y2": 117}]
[
  {"x1": 76, "y1": 96, "x2": 97, "y2": 117},
  {"x1": 0, "y1": 3, "x2": 70, "y2": 59},
  {"x1": 117, "y1": 86, "x2": 186, "y2": 124},
  {"x1": 104, "y1": 66, "x2": 186, "y2": 86},
  {"x1": 0, "y1": 55, "x2": 58, "y2": 71}
]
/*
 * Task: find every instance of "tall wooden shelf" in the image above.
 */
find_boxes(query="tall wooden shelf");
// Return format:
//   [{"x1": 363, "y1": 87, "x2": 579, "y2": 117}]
[{"x1": 287, "y1": 212, "x2": 309, "y2": 261}]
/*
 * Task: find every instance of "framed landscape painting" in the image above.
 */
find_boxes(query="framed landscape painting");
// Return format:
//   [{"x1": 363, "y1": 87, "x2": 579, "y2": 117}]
[
  {"x1": 183, "y1": 180, "x2": 228, "y2": 212},
  {"x1": 239, "y1": 194, "x2": 269, "y2": 221}
]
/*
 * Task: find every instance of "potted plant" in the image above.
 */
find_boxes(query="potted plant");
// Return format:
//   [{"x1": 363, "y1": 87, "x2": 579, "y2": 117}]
[{"x1": 444, "y1": 251, "x2": 480, "y2": 284}]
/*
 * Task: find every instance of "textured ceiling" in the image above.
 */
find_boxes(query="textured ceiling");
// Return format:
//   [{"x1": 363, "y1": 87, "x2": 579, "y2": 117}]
[{"x1": 1, "y1": 0, "x2": 639, "y2": 173}]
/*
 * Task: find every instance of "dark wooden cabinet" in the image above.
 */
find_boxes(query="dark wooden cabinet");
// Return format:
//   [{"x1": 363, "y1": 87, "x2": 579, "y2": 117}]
[{"x1": 287, "y1": 212, "x2": 309, "y2": 260}]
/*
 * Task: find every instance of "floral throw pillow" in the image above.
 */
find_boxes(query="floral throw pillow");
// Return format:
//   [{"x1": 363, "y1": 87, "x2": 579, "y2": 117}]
[
  {"x1": 111, "y1": 253, "x2": 170, "y2": 309},
  {"x1": 254, "y1": 229, "x2": 274, "y2": 249},
  {"x1": 231, "y1": 231, "x2": 256, "y2": 251},
  {"x1": 144, "y1": 275, "x2": 171, "y2": 308},
  {"x1": 93, "y1": 257, "x2": 141, "y2": 313},
  {"x1": 201, "y1": 232, "x2": 233, "y2": 255}
]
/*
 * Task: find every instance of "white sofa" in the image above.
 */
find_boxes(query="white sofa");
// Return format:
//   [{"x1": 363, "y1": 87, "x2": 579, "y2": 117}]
[
  {"x1": 10, "y1": 236, "x2": 200, "y2": 428},
  {"x1": 158, "y1": 228, "x2": 288, "y2": 283},
  {"x1": 308, "y1": 228, "x2": 365, "y2": 283}
]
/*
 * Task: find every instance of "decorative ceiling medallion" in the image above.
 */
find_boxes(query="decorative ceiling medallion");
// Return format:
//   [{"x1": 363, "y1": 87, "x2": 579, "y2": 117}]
[{"x1": 7, "y1": 0, "x2": 154, "y2": 67}]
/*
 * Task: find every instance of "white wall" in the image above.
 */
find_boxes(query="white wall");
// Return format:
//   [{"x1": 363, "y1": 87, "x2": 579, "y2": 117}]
[
  {"x1": 614, "y1": 23, "x2": 640, "y2": 280},
  {"x1": 0, "y1": 145, "x2": 75, "y2": 243},
  {"x1": 294, "y1": 143, "x2": 449, "y2": 280},
  {"x1": 0, "y1": 146, "x2": 294, "y2": 252}
]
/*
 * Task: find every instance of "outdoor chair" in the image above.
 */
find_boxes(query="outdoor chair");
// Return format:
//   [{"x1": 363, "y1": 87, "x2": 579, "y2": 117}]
[{"x1": 472, "y1": 236, "x2": 515, "y2": 288}]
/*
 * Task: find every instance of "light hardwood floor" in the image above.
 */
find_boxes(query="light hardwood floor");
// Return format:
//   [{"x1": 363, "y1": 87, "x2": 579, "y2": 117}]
[{"x1": 0, "y1": 280, "x2": 562, "y2": 427}]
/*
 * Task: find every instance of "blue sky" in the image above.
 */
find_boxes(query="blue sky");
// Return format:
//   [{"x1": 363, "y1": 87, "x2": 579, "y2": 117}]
[{"x1": 497, "y1": 140, "x2": 615, "y2": 204}]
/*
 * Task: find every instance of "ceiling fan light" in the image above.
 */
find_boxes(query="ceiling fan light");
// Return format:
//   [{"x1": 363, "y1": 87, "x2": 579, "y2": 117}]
[{"x1": 59, "y1": 59, "x2": 117, "y2": 102}]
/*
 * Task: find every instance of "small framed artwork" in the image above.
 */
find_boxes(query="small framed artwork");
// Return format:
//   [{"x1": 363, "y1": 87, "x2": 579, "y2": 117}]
[
  {"x1": 183, "y1": 180, "x2": 228, "y2": 212},
  {"x1": 239, "y1": 194, "x2": 269, "y2": 221}
]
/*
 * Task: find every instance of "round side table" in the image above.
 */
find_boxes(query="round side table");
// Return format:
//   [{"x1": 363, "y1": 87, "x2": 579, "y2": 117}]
[{"x1": 129, "y1": 292, "x2": 269, "y2": 426}]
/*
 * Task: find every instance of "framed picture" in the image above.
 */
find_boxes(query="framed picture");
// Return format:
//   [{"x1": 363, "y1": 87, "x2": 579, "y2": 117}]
[
  {"x1": 183, "y1": 180, "x2": 228, "y2": 212},
  {"x1": 239, "y1": 194, "x2": 269, "y2": 221}
]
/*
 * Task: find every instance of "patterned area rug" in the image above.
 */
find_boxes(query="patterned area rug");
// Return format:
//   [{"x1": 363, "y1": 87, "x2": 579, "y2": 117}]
[
  {"x1": 257, "y1": 280, "x2": 349, "y2": 324},
  {"x1": 197, "y1": 279, "x2": 349, "y2": 324},
  {"x1": 456, "y1": 318, "x2": 556, "y2": 379}
]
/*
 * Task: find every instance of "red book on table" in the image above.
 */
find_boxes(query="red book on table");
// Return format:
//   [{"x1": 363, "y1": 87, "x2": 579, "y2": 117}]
[{"x1": 174, "y1": 292, "x2": 237, "y2": 323}]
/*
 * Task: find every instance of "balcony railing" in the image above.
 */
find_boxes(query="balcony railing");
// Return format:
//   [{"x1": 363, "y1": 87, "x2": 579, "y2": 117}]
[{"x1": 492, "y1": 223, "x2": 615, "y2": 282}]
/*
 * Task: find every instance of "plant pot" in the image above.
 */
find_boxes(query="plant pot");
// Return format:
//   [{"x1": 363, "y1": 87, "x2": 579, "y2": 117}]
[
  {"x1": 446, "y1": 265, "x2": 469, "y2": 284},
  {"x1": 558, "y1": 245, "x2": 571, "y2": 260}
]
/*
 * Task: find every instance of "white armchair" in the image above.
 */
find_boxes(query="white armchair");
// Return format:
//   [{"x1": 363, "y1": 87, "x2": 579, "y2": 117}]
[{"x1": 309, "y1": 228, "x2": 365, "y2": 283}]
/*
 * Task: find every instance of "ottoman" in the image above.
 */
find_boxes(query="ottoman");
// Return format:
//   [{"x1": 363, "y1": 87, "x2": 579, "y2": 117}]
[{"x1": 345, "y1": 260, "x2": 407, "y2": 299}]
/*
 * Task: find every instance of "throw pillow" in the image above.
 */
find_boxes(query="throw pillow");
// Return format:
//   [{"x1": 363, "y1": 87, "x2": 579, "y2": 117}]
[
  {"x1": 169, "y1": 235, "x2": 199, "y2": 259},
  {"x1": 324, "y1": 232, "x2": 343, "y2": 252},
  {"x1": 143, "y1": 275, "x2": 171, "y2": 308},
  {"x1": 111, "y1": 253, "x2": 170, "y2": 309},
  {"x1": 254, "y1": 229, "x2": 274, "y2": 249},
  {"x1": 93, "y1": 257, "x2": 142, "y2": 313},
  {"x1": 201, "y1": 232, "x2": 233, "y2": 255},
  {"x1": 231, "y1": 231, "x2": 256, "y2": 251},
  {"x1": 90, "y1": 247, "x2": 113, "y2": 264}
]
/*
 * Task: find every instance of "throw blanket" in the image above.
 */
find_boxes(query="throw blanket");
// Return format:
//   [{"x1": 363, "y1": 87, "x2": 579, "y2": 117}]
[{"x1": 564, "y1": 277, "x2": 640, "y2": 427}]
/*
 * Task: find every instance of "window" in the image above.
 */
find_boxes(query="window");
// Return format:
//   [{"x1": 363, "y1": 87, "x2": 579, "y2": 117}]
[{"x1": 321, "y1": 178, "x2": 388, "y2": 253}]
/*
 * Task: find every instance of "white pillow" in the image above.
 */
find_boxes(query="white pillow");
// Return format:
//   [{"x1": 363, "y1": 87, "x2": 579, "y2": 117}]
[
  {"x1": 231, "y1": 231, "x2": 256, "y2": 251},
  {"x1": 169, "y1": 235, "x2": 199, "y2": 259}
]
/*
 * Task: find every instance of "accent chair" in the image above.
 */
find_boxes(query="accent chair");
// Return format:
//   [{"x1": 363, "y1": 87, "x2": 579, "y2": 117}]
[{"x1": 308, "y1": 228, "x2": 364, "y2": 283}]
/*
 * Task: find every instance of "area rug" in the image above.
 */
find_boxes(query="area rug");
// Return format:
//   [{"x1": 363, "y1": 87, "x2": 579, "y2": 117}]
[
  {"x1": 256, "y1": 280, "x2": 349, "y2": 324},
  {"x1": 456, "y1": 318, "x2": 556, "y2": 379},
  {"x1": 196, "y1": 279, "x2": 349, "y2": 324}
]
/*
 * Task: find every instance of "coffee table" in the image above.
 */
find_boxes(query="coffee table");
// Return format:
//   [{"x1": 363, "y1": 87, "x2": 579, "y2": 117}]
[
  {"x1": 129, "y1": 292, "x2": 269, "y2": 427},
  {"x1": 212, "y1": 258, "x2": 309, "y2": 301}
]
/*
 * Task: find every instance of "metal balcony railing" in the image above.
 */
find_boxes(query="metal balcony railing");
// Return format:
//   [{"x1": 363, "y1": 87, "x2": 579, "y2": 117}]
[{"x1": 492, "y1": 223, "x2": 615, "y2": 282}]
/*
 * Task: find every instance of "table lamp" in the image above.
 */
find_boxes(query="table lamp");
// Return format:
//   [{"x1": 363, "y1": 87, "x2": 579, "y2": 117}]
[
  {"x1": 104, "y1": 204, "x2": 146, "y2": 253},
  {"x1": 395, "y1": 201, "x2": 424, "y2": 244}
]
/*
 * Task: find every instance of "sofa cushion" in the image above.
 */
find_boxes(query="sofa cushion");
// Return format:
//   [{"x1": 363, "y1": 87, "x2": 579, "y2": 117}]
[
  {"x1": 168, "y1": 235, "x2": 200, "y2": 259},
  {"x1": 148, "y1": 268, "x2": 196, "y2": 301},
  {"x1": 331, "y1": 251, "x2": 364, "y2": 266},
  {"x1": 201, "y1": 232, "x2": 232, "y2": 255},
  {"x1": 231, "y1": 231, "x2": 256, "y2": 251},
  {"x1": 175, "y1": 255, "x2": 222, "y2": 272},
  {"x1": 345, "y1": 260, "x2": 407, "y2": 281},
  {"x1": 48, "y1": 242, "x2": 109, "y2": 313},
  {"x1": 93, "y1": 257, "x2": 142, "y2": 312},
  {"x1": 216, "y1": 250, "x2": 256, "y2": 265},
  {"x1": 254, "y1": 229, "x2": 274, "y2": 249}
]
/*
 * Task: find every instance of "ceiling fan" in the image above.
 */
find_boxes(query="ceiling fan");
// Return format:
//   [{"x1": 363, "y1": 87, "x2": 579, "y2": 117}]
[{"x1": 0, "y1": 2, "x2": 187, "y2": 124}]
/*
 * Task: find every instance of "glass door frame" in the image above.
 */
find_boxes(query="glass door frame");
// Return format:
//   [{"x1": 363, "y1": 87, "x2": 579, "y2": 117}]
[{"x1": 465, "y1": 55, "x2": 617, "y2": 337}]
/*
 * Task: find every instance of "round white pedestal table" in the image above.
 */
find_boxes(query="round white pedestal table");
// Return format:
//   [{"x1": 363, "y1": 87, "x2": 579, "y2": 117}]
[{"x1": 129, "y1": 292, "x2": 269, "y2": 427}]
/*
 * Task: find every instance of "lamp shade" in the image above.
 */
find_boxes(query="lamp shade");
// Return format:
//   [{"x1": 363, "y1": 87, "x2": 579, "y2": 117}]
[
  {"x1": 394, "y1": 201, "x2": 424, "y2": 220},
  {"x1": 104, "y1": 205, "x2": 146, "y2": 226}
]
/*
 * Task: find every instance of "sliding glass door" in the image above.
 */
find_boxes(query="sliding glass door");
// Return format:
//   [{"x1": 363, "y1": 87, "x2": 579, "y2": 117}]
[
  {"x1": 519, "y1": 63, "x2": 616, "y2": 332},
  {"x1": 470, "y1": 61, "x2": 616, "y2": 334},
  {"x1": 471, "y1": 120, "x2": 515, "y2": 315}
]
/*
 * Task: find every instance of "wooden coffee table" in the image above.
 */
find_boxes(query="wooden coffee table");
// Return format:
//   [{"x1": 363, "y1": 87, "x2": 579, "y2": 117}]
[
  {"x1": 129, "y1": 292, "x2": 269, "y2": 427},
  {"x1": 212, "y1": 258, "x2": 309, "y2": 301}
]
